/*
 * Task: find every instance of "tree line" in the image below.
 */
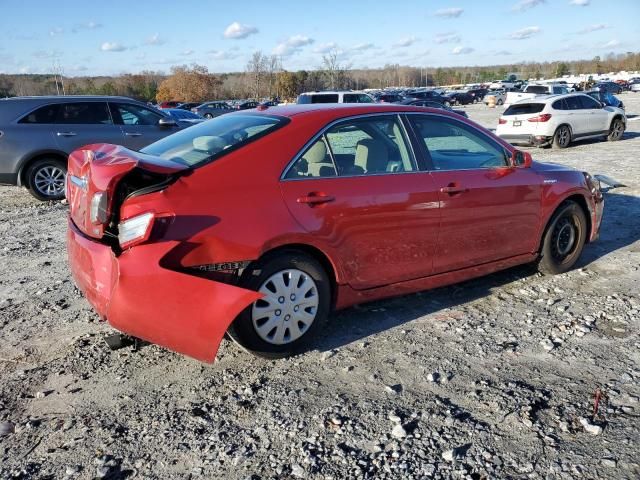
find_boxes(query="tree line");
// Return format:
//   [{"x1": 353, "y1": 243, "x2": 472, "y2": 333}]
[{"x1": 1, "y1": 51, "x2": 638, "y2": 102}]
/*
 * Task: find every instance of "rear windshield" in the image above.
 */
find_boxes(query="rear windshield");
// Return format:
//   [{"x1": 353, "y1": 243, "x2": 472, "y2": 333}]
[
  {"x1": 503, "y1": 103, "x2": 545, "y2": 115},
  {"x1": 140, "y1": 114, "x2": 286, "y2": 167},
  {"x1": 524, "y1": 85, "x2": 548, "y2": 94}
]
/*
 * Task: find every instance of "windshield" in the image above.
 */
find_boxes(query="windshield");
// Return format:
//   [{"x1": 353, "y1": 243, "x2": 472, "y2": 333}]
[{"x1": 140, "y1": 114, "x2": 286, "y2": 167}]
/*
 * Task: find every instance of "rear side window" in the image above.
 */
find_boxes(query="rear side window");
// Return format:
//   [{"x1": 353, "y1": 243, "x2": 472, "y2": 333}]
[
  {"x1": 19, "y1": 104, "x2": 59, "y2": 124},
  {"x1": 312, "y1": 94, "x2": 339, "y2": 104},
  {"x1": 503, "y1": 103, "x2": 545, "y2": 115},
  {"x1": 552, "y1": 99, "x2": 568, "y2": 110},
  {"x1": 140, "y1": 114, "x2": 286, "y2": 167},
  {"x1": 564, "y1": 96, "x2": 582, "y2": 110},
  {"x1": 56, "y1": 102, "x2": 112, "y2": 124}
]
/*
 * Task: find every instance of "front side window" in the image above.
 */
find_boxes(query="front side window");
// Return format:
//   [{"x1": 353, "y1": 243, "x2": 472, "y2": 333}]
[
  {"x1": 285, "y1": 116, "x2": 415, "y2": 179},
  {"x1": 56, "y1": 102, "x2": 111, "y2": 124},
  {"x1": 141, "y1": 114, "x2": 285, "y2": 167},
  {"x1": 564, "y1": 96, "x2": 582, "y2": 110},
  {"x1": 113, "y1": 103, "x2": 162, "y2": 125},
  {"x1": 411, "y1": 115, "x2": 508, "y2": 170},
  {"x1": 579, "y1": 95, "x2": 601, "y2": 109}
]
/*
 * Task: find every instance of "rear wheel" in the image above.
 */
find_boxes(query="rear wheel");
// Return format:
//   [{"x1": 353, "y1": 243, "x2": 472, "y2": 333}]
[
  {"x1": 228, "y1": 252, "x2": 331, "y2": 358},
  {"x1": 497, "y1": 99, "x2": 504, "y2": 106},
  {"x1": 537, "y1": 201, "x2": 587, "y2": 275},
  {"x1": 552, "y1": 125, "x2": 571, "y2": 149},
  {"x1": 26, "y1": 158, "x2": 67, "y2": 201},
  {"x1": 607, "y1": 118, "x2": 624, "y2": 141},
  {"x1": 204, "y1": 113, "x2": 213, "y2": 119}
]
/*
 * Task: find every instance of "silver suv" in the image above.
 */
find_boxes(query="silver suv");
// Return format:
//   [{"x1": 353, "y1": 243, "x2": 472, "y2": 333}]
[{"x1": 0, "y1": 96, "x2": 181, "y2": 200}]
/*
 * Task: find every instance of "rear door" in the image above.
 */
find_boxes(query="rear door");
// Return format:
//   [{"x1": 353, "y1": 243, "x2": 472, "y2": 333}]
[
  {"x1": 109, "y1": 102, "x2": 179, "y2": 150},
  {"x1": 408, "y1": 114, "x2": 541, "y2": 273},
  {"x1": 280, "y1": 114, "x2": 440, "y2": 290},
  {"x1": 52, "y1": 101, "x2": 123, "y2": 153}
]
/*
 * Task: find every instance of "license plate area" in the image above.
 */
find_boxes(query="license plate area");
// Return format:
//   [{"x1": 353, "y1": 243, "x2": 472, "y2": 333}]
[{"x1": 513, "y1": 120, "x2": 522, "y2": 127}]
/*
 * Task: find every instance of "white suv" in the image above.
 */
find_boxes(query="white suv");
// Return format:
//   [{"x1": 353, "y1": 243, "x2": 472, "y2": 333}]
[
  {"x1": 296, "y1": 91, "x2": 374, "y2": 104},
  {"x1": 496, "y1": 93, "x2": 626, "y2": 148}
]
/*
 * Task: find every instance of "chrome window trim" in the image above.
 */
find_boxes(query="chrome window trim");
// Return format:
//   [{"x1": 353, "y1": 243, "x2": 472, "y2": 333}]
[{"x1": 280, "y1": 112, "x2": 421, "y2": 181}]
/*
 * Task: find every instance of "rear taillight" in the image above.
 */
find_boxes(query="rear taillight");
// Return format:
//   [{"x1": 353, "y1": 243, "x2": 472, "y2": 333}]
[
  {"x1": 118, "y1": 212, "x2": 155, "y2": 249},
  {"x1": 528, "y1": 113, "x2": 552, "y2": 122},
  {"x1": 498, "y1": 118, "x2": 507, "y2": 124},
  {"x1": 90, "y1": 192, "x2": 108, "y2": 225}
]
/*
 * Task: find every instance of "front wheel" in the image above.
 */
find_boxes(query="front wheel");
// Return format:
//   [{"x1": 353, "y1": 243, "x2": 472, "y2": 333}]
[
  {"x1": 607, "y1": 118, "x2": 624, "y2": 141},
  {"x1": 497, "y1": 99, "x2": 504, "y2": 106},
  {"x1": 228, "y1": 252, "x2": 331, "y2": 358},
  {"x1": 537, "y1": 202, "x2": 587, "y2": 275},
  {"x1": 26, "y1": 158, "x2": 67, "y2": 201}
]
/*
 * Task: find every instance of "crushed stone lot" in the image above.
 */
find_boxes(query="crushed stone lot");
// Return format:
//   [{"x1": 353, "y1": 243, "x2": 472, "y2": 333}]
[{"x1": 1, "y1": 96, "x2": 639, "y2": 480}]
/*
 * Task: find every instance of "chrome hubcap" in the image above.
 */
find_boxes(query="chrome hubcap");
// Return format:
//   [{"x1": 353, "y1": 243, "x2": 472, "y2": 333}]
[
  {"x1": 34, "y1": 166, "x2": 65, "y2": 197},
  {"x1": 252, "y1": 269, "x2": 319, "y2": 345}
]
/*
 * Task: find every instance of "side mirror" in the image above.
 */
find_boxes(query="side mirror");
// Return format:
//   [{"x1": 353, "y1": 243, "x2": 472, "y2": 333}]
[
  {"x1": 512, "y1": 150, "x2": 533, "y2": 168},
  {"x1": 158, "y1": 117, "x2": 178, "y2": 127}
]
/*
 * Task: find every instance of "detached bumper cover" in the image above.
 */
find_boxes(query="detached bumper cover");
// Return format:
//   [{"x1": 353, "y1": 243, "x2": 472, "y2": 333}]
[{"x1": 67, "y1": 218, "x2": 261, "y2": 362}]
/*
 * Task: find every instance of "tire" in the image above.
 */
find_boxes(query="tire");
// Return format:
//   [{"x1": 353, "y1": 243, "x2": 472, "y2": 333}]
[
  {"x1": 204, "y1": 113, "x2": 213, "y2": 119},
  {"x1": 497, "y1": 99, "x2": 504, "y2": 106},
  {"x1": 228, "y1": 251, "x2": 331, "y2": 358},
  {"x1": 552, "y1": 125, "x2": 571, "y2": 149},
  {"x1": 26, "y1": 158, "x2": 67, "y2": 201},
  {"x1": 537, "y1": 201, "x2": 587, "y2": 275},
  {"x1": 607, "y1": 118, "x2": 624, "y2": 141}
]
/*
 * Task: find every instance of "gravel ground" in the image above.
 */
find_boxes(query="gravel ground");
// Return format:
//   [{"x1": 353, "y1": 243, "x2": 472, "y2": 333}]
[{"x1": 1, "y1": 94, "x2": 639, "y2": 480}]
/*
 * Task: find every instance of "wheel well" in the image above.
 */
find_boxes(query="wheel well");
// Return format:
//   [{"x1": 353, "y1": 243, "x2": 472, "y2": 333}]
[
  {"x1": 19, "y1": 152, "x2": 67, "y2": 186},
  {"x1": 256, "y1": 244, "x2": 339, "y2": 309},
  {"x1": 541, "y1": 195, "x2": 592, "y2": 251},
  {"x1": 611, "y1": 114, "x2": 625, "y2": 128}
]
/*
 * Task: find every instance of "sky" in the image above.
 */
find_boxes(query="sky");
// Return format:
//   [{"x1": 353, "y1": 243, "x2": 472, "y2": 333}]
[{"x1": 0, "y1": 0, "x2": 638, "y2": 76}]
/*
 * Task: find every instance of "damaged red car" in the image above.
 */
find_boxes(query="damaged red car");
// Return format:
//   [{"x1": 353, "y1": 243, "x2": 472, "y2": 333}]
[{"x1": 66, "y1": 104, "x2": 603, "y2": 362}]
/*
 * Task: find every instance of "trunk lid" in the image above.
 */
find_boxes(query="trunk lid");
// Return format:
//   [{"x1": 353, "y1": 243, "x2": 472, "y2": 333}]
[{"x1": 66, "y1": 143, "x2": 189, "y2": 239}]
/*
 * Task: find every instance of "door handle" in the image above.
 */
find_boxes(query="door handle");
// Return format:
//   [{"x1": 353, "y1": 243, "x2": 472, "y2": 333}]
[
  {"x1": 125, "y1": 132, "x2": 143, "y2": 137},
  {"x1": 297, "y1": 193, "x2": 335, "y2": 206},
  {"x1": 440, "y1": 184, "x2": 468, "y2": 195},
  {"x1": 56, "y1": 131, "x2": 77, "y2": 137}
]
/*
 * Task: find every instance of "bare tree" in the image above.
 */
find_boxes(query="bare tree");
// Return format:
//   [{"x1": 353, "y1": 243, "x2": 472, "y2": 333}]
[
  {"x1": 322, "y1": 49, "x2": 351, "y2": 90},
  {"x1": 246, "y1": 51, "x2": 267, "y2": 99},
  {"x1": 266, "y1": 55, "x2": 281, "y2": 98}
]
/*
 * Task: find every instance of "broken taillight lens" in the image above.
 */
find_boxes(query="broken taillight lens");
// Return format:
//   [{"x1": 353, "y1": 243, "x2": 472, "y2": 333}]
[{"x1": 90, "y1": 192, "x2": 108, "y2": 225}]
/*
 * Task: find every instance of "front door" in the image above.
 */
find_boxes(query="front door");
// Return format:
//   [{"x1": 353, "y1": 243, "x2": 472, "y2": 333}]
[
  {"x1": 408, "y1": 114, "x2": 542, "y2": 274},
  {"x1": 280, "y1": 115, "x2": 440, "y2": 290},
  {"x1": 109, "y1": 102, "x2": 178, "y2": 150}
]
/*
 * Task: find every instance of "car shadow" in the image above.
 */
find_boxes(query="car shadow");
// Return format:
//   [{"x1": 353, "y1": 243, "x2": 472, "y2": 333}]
[{"x1": 314, "y1": 191, "x2": 640, "y2": 353}]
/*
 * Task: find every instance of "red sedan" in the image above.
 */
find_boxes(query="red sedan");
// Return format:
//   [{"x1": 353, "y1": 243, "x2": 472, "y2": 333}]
[{"x1": 66, "y1": 104, "x2": 604, "y2": 362}]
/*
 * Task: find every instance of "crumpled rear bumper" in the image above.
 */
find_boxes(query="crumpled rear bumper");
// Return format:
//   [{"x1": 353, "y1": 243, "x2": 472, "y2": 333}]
[{"x1": 67, "y1": 218, "x2": 261, "y2": 362}]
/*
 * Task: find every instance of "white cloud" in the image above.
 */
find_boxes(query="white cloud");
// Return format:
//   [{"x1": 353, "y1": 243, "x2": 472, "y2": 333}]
[
  {"x1": 71, "y1": 65, "x2": 88, "y2": 72},
  {"x1": 49, "y1": 27, "x2": 64, "y2": 37},
  {"x1": 73, "y1": 21, "x2": 102, "y2": 32},
  {"x1": 313, "y1": 42, "x2": 338, "y2": 54},
  {"x1": 512, "y1": 0, "x2": 545, "y2": 12},
  {"x1": 272, "y1": 35, "x2": 314, "y2": 56},
  {"x1": 452, "y1": 46, "x2": 474, "y2": 55},
  {"x1": 393, "y1": 36, "x2": 418, "y2": 48},
  {"x1": 101, "y1": 42, "x2": 127, "y2": 52},
  {"x1": 146, "y1": 33, "x2": 165, "y2": 46},
  {"x1": 495, "y1": 50, "x2": 513, "y2": 55},
  {"x1": 182, "y1": 49, "x2": 194, "y2": 56},
  {"x1": 208, "y1": 50, "x2": 237, "y2": 60},
  {"x1": 350, "y1": 43, "x2": 374, "y2": 52},
  {"x1": 577, "y1": 23, "x2": 608, "y2": 34},
  {"x1": 32, "y1": 50, "x2": 61, "y2": 59},
  {"x1": 434, "y1": 32, "x2": 460, "y2": 44},
  {"x1": 508, "y1": 26, "x2": 541, "y2": 40},
  {"x1": 602, "y1": 39, "x2": 621, "y2": 48},
  {"x1": 223, "y1": 22, "x2": 258, "y2": 39},
  {"x1": 570, "y1": 0, "x2": 590, "y2": 5},
  {"x1": 434, "y1": 7, "x2": 463, "y2": 18}
]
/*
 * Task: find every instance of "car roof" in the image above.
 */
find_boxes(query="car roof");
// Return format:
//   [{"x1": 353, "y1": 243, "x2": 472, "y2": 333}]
[
  {"x1": 235, "y1": 103, "x2": 463, "y2": 120},
  {"x1": 3, "y1": 95, "x2": 136, "y2": 102}
]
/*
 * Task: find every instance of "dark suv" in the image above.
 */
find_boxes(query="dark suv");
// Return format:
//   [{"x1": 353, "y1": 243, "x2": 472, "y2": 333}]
[{"x1": 0, "y1": 96, "x2": 181, "y2": 200}]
